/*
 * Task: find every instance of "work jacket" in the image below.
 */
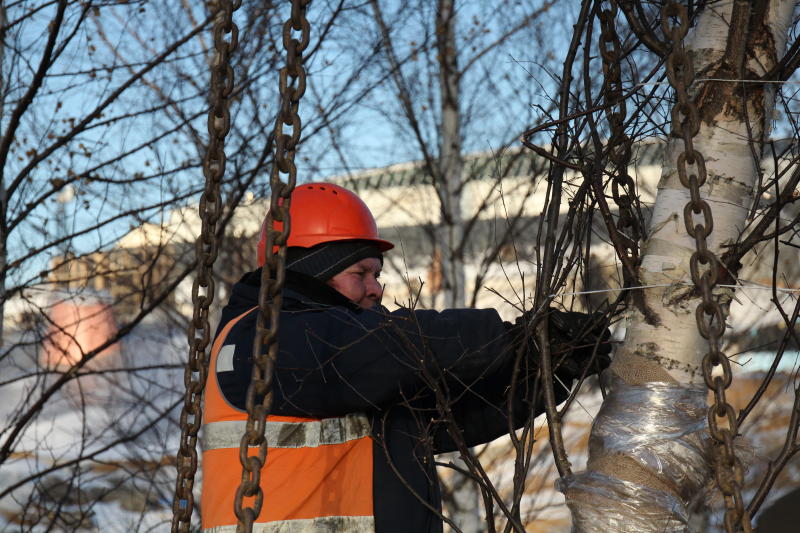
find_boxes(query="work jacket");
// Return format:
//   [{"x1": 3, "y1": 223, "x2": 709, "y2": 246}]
[{"x1": 201, "y1": 269, "x2": 561, "y2": 533}]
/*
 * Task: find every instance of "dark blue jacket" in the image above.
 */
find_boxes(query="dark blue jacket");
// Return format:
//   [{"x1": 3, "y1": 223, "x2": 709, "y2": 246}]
[{"x1": 214, "y1": 269, "x2": 557, "y2": 533}]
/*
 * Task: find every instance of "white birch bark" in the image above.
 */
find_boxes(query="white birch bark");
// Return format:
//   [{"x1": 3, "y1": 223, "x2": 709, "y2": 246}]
[
  {"x1": 622, "y1": 0, "x2": 794, "y2": 386},
  {"x1": 564, "y1": 1, "x2": 796, "y2": 531},
  {"x1": 435, "y1": 2, "x2": 481, "y2": 531}
]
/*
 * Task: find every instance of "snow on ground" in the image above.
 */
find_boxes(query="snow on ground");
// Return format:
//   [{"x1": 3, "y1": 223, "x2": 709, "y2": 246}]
[{"x1": 1, "y1": 318, "x2": 197, "y2": 531}]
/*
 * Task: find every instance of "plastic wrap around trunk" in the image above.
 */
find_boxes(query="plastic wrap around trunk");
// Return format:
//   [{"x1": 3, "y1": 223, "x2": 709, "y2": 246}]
[{"x1": 558, "y1": 374, "x2": 711, "y2": 532}]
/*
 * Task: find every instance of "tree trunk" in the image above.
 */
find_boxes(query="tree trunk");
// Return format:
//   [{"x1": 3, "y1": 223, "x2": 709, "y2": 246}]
[
  {"x1": 436, "y1": 2, "x2": 481, "y2": 532},
  {"x1": 436, "y1": 0, "x2": 466, "y2": 310},
  {"x1": 562, "y1": 1, "x2": 795, "y2": 531}
]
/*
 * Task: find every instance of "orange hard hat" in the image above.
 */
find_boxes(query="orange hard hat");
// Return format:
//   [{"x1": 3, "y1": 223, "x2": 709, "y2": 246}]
[{"x1": 257, "y1": 182, "x2": 394, "y2": 266}]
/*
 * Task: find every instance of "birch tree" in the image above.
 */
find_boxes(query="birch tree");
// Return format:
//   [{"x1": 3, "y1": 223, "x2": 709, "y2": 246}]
[
  {"x1": 323, "y1": 0, "x2": 564, "y2": 309},
  {"x1": 521, "y1": 1, "x2": 800, "y2": 531},
  {"x1": 349, "y1": 2, "x2": 576, "y2": 530}
]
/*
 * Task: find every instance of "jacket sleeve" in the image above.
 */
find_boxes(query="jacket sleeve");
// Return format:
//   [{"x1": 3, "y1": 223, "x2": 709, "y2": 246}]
[
  {"x1": 216, "y1": 303, "x2": 516, "y2": 418},
  {"x1": 426, "y1": 355, "x2": 572, "y2": 453}
]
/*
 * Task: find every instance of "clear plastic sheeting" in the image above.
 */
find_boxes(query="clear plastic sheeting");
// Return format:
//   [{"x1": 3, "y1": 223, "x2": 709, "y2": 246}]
[
  {"x1": 559, "y1": 471, "x2": 689, "y2": 533},
  {"x1": 557, "y1": 374, "x2": 711, "y2": 533}
]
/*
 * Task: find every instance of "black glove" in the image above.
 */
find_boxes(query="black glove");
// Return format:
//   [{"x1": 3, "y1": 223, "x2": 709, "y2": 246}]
[
  {"x1": 548, "y1": 309, "x2": 612, "y2": 381},
  {"x1": 506, "y1": 308, "x2": 612, "y2": 381}
]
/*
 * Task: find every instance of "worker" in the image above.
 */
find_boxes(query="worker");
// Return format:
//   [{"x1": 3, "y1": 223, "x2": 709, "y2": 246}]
[{"x1": 201, "y1": 182, "x2": 611, "y2": 533}]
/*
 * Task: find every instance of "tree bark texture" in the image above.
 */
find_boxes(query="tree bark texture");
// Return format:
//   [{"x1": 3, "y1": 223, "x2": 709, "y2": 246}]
[
  {"x1": 436, "y1": 0, "x2": 466, "y2": 310},
  {"x1": 561, "y1": 2, "x2": 795, "y2": 532}
]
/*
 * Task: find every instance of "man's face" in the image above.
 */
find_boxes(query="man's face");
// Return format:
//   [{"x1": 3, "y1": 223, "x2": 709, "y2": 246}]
[{"x1": 326, "y1": 257, "x2": 383, "y2": 309}]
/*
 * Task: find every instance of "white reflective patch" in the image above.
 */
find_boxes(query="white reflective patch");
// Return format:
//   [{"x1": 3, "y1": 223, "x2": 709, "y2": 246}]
[
  {"x1": 202, "y1": 414, "x2": 372, "y2": 451},
  {"x1": 216, "y1": 344, "x2": 236, "y2": 372},
  {"x1": 203, "y1": 515, "x2": 375, "y2": 533}
]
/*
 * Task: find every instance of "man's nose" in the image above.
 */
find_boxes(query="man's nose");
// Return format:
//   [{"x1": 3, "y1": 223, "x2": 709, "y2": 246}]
[{"x1": 366, "y1": 277, "x2": 383, "y2": 299}]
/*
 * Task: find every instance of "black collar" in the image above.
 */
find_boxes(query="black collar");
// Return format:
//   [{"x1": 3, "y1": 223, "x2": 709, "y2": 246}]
[{"x1": 240, "y1": 268, "x2": 360, "y2": 311}]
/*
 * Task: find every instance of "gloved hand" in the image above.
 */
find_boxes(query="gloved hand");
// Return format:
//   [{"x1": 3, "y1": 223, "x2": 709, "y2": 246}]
[
  {"x1": 506, "y1": 308, "x2": 612, "y2": 382},
  {"x1": 548, "y1": 309, "x2": 612, "y2": 381}
]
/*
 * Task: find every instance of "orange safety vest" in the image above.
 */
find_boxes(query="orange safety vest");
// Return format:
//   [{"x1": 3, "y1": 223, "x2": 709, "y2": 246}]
[{"x1": 201, "y1": 308, "x2": 375, "y2": 532}]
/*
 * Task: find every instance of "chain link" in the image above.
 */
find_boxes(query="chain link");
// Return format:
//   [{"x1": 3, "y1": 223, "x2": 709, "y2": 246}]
[
  {"x1": 171, "y1": 1, "x2": 241, "y2": 531},
  {"x1": 661, "y1": 3, "x2": 751, "y2": 532},
  {"x1": 233, "y1": 1, "x2": 310, "y2": 531},
  {"x1": 598, "y1": 1, "x2": 643, "y2": 281}
]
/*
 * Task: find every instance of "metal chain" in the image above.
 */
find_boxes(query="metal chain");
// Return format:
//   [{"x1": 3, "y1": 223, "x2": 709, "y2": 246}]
[
  {"x1": 171, "y1": 1, "x2": 241, "y2": 531},
  {"x1": 233, "y1": 1, "x2": 310, "y2": 531},
  {"x1": 599, "y1": 1, "x2": 642, "y2": 275},
  {"x1": 661, "y1": 3, "x2": 751, "y2": 532}
]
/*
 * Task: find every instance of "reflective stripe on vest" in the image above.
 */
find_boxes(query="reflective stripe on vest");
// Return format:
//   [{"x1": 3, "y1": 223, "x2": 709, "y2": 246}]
[
  {"x1": 202, "y1": 414, "x2": 372, "y2": 451},
  {"x1": 201, "y1": 307, "x2": 375, "y2": 532},
  {"x1": 202, "y1": 515, "x2": 375, "y2": 533}
]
